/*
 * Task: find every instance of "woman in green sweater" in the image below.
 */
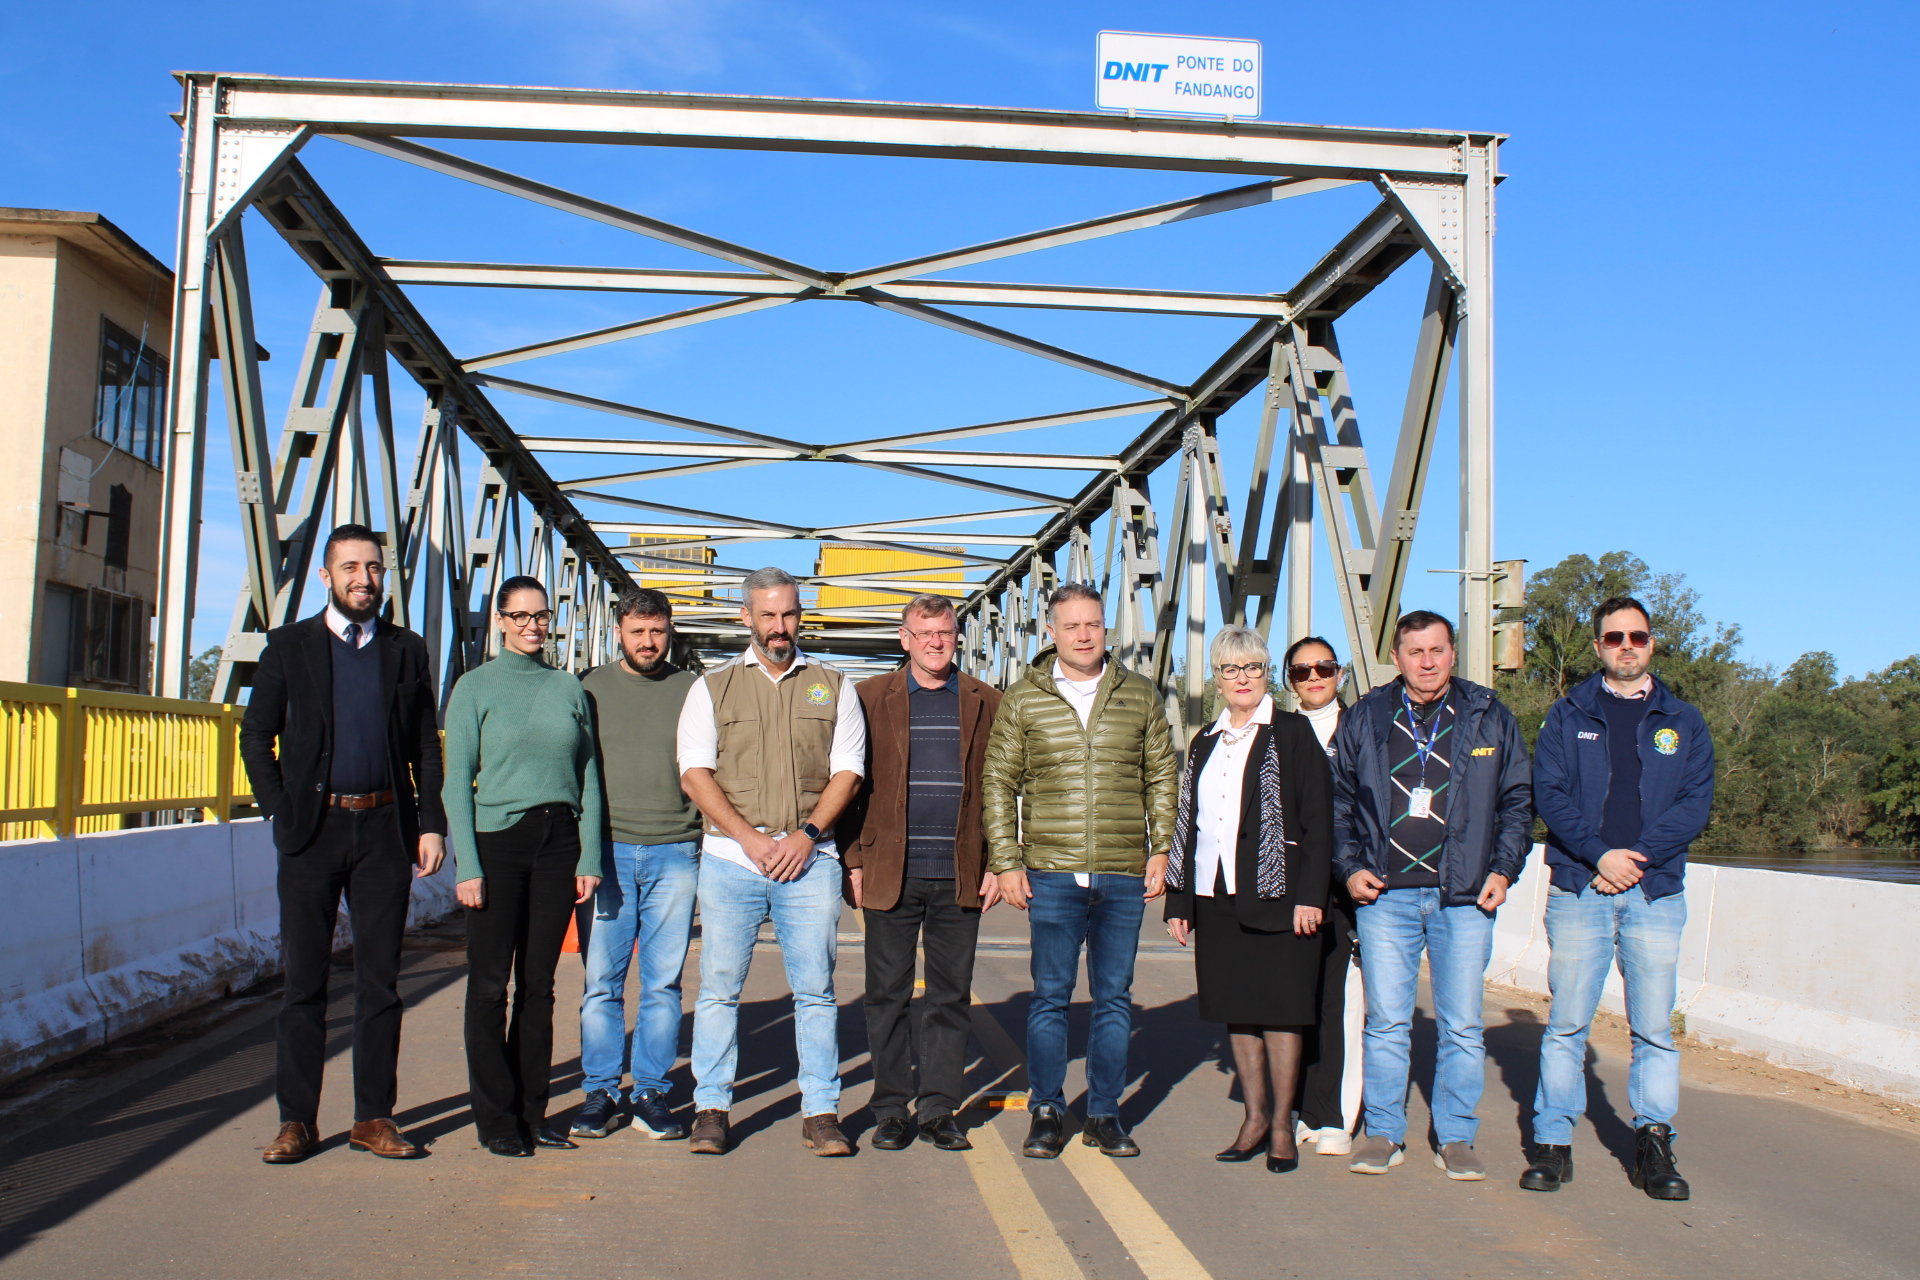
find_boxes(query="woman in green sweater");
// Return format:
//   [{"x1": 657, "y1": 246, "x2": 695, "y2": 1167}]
[{"x1": 444, "y1": 576, "x2": 604, "y2": 1158}]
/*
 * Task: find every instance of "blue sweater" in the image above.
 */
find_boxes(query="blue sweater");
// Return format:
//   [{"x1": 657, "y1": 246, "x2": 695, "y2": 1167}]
[{"x1": 1532, "y1": 673, "x2": 1715, "y2": 901}]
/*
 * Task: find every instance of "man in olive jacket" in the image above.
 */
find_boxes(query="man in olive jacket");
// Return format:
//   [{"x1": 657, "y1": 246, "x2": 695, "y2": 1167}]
[{"x1": 982, "y1": 583, "x2": 1180, "y2": 1160}]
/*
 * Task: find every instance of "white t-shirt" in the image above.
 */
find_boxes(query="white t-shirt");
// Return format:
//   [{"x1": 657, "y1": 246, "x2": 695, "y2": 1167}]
[{"x1": 676, "y1": 646, "x2": 867, "y2": 877}]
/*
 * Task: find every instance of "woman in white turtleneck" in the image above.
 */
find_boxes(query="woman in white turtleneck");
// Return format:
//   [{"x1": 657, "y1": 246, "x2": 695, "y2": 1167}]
[
  {"x1": 1281, "y1": 636, "x2": 1363, "y2": 1157},
  {"x1": 1288, "y1": 636, "x2": 1343, "y2": 758}
]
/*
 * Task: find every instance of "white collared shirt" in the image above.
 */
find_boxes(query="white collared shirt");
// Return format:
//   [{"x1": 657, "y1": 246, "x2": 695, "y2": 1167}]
[
  {"x1": 1051, "y1": 661, "x2": 1105, "y2": 728},
  {"x1": 323, "y1": 605, "x2": 377, "y2": 648},
  {"x1": 676, "y1": 645, "x2": 868, "y2": 877},
  {"x1": 1192, "y1": 695, "x2": 1275, "y2": 897},
  {"x1": 1603, "y1": 675, "x2": 1652, "y2": 700}
]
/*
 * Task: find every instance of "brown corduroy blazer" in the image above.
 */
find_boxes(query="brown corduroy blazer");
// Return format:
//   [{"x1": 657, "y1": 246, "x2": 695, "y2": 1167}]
[{"x1": 841, "y1": 665, "x2": 1002, "y2": 910}]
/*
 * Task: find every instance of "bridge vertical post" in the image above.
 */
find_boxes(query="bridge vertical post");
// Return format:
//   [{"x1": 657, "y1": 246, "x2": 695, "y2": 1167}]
[
  {"x1": 1457, "y1": 137, "x2": 1499, "y2": 685},
  {"x1": 156, "y1": 77, "x2": 219, "y2": 698}
]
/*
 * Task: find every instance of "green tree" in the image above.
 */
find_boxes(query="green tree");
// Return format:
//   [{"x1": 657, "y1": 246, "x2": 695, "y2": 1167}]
[{"x1": 186, "y1": 646, "x2": 223, "y2": 702}]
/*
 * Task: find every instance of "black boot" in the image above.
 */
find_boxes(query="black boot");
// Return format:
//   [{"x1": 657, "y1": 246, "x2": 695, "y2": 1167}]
[
  {"x1": 1631, "y1": 1124, "x2": 1690, "y2": 1201},
  {"x1": 1081, "y1": 1115, "x2": 1140, "y2": 1157},
  {"x1": 1022, "y1": 1104, "x2": 1068, "y2": 1159},
  {"x1": 1519, "y1": 1143, "x2": 1573, "y2": 1192}
]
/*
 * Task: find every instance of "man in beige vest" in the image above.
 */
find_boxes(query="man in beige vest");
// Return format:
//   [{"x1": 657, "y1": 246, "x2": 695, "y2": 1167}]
[{"x1": 677, "y1": 567, "x2": 867, "y2": 1156}]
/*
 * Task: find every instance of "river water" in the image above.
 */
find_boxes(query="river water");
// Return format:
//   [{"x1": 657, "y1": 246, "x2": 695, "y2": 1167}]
[{"x1": 1690, "y1": 849, "x2": 1920, "y2": 885}]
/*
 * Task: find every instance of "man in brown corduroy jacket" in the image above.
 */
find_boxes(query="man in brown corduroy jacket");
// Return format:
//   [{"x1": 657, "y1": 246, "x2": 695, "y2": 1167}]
[{"x1": 842, "y1": 594, "x2": 1002, "y2": 1154}]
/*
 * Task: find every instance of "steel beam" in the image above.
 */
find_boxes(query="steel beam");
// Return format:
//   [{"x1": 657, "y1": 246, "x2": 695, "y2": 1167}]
[{"x1": 206, "y1": 75, "x2": 1492, "y2": 180}]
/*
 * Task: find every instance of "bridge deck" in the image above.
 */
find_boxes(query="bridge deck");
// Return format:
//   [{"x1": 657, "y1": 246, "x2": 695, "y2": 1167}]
[{"x1": 1, "y1": 906, "x2": 1913, "y2": 1280}]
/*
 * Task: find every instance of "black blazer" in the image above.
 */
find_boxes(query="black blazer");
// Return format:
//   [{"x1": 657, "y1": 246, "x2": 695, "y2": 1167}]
[
  {"x1": 239, "y1": 613, "x2": 447, "y2": 856},
  {"x1": 1163, "y1": 712, "x2": 1333, "y2": 933}
]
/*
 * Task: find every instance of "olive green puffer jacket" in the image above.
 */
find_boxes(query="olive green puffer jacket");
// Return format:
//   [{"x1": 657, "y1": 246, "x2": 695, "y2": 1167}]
[{"x1": 982, "y1": 648, "x2": 1180, "y2": 876}]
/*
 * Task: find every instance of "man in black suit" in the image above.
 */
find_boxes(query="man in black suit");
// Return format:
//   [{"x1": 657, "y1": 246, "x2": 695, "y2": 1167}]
[{"x1": 240, "y1": 523, "x2": 447, "y2": 1163}]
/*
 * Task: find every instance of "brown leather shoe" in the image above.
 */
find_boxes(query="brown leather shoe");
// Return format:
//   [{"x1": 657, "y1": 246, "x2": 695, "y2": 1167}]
[
  {"x1": 800, "y1": 1113, "x2": 854, "y2": 1157},
  {"x1": 687, "y1": 1109, "x2": 730, "y2": 1155},
  {"x1": 262, "y1": 1121, "x2": 318, "y2": 1164},
  {"x1": 348, "y1": 1117, "x2": 421, "y2": 1159}
]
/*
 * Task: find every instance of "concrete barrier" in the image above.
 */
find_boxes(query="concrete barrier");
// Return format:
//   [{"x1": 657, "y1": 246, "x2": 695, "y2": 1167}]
[
  {"x1": 0, "y1": 819, "x2": 458, "y2": 1087},
  {"x1": 1490, "y1": 845, "x2": 1920, "y2": 1103}
]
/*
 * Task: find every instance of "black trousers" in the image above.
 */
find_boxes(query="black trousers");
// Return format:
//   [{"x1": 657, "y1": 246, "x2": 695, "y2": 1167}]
[
  {"x1": 277, "y1": 803, "x2": 413, "y2": 1124},
  {"x1": 862, "y1": 877, "x2": 982, "y2": 1121},
  {"x1": 1297, "y1": 899, "x2": 1357, "y2": 1131},
  {"x1": 464, "y1": 805, "x2": 580, "y2": 1142}
]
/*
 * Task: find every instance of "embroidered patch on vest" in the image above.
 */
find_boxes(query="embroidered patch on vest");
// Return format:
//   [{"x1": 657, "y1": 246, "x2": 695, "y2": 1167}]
[
  {"x1": 805, "y1": 682, "x2": 833, "y2": 706},
  {"x1": 1654, "y1": 727, "x2": 1679, "y2": 755}
]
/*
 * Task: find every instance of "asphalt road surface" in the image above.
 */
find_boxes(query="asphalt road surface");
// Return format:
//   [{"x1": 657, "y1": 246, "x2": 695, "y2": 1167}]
[{"x1": 1, "y1": 900, "x2": 1914, "y2": 1280}]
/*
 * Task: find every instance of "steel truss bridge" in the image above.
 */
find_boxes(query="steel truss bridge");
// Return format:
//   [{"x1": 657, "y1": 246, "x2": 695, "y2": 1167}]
[{"x1": 157, "y1": 74, "x2": 1504, "y2": 739}]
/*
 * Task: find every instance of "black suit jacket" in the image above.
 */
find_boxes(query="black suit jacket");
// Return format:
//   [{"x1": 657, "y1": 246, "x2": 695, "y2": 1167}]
[
  {"x1": 1163, "y1": 713, "x2": 1333, "y2": 933},
  {"x1": 239, "y1": 613, "x2": 448, "y2": 856}
]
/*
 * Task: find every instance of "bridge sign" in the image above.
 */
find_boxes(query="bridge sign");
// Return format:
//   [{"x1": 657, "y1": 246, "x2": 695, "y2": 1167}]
[{"x1": 1095, "y1": 31, "x2": 1262, "y2": 119}]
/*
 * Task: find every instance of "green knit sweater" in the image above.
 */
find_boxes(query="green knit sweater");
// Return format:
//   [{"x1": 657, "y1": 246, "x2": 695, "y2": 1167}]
[{"x1": 442, "y1": 647, "x2": 604, "y2": 882}]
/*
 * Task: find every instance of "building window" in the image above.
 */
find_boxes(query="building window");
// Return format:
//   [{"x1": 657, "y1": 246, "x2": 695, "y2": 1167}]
[
  {"x1": 96, "y1": 319, "x2": 167, "y2": 468},
  {"x1": 80, "y1": 587, "x2": 144, "y2": 687}
]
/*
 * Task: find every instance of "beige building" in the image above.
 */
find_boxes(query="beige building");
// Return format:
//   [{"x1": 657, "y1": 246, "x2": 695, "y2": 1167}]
[{"x1": 0, "y1": 209, "x2": 172, "y2": 692}]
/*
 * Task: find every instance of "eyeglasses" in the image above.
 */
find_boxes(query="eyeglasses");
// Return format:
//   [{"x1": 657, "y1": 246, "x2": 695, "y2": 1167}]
[
  {"x1": 1216, "y1": 662, "x2": 1267, "y2": 679},
  {"x1": 500, "y1": 609, "x2": 554, "y2": 629},
  {"x1": 905, "y1": 628, "x2": 957, "y2": 643},
  {"x1": 1287, "y1": 660, "x2": 1341, "y2": 683},
  {"x1": 1598, "y1": 630, "x2": 1652, "y2": 649}
]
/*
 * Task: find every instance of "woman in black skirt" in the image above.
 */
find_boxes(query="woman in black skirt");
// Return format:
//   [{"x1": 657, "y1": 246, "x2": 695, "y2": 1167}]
[{"x1": 1165, "y1": 625, "x2": 1333, "y2": 1172}]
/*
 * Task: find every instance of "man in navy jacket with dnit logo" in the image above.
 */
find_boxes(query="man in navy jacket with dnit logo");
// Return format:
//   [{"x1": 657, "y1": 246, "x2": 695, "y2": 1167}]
[{"x1": 1523, "y1": 595, "x2": 1715, "y2": 1202}]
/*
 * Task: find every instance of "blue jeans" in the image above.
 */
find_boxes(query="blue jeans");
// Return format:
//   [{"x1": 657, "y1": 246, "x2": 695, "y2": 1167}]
[
  {"x1": 1026, "y1": 871, "x2": 1147, "y2": 1118},
  {"x1": 1354, "y1": 887, "x2": 1495, "y2": 1146},
  {"x1": 579, "y1": 840, "x2": 699, "y2": 1098},
  {"x1": 1532, "y1": 884, "x2": 1687, "y2": 1143},
  {"x1": 690, "y1": 853, "x2": 844, "y2": 1117}
]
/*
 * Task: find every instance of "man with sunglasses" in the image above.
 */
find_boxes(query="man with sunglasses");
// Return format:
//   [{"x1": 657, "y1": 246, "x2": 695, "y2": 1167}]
[{"x1": 1523, "y1": 596, "x2": 1715, "y2": 1202}]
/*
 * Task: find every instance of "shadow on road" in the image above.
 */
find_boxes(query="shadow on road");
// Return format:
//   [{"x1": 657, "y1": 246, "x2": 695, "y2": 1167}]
[{"x1": 0, "y1": 956, "x2": 464, "y2": 1260}]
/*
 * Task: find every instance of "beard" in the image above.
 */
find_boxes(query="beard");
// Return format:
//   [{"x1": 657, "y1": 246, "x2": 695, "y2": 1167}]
[
  {"x1": 625, "y1": 644, "x2": 667, "y2": 674},
  {"x1": 753, "y1": 625, "x2": 795, "y2": 664},
  {"x1": 331, "y1": 581, "x2": 383, "y2": 625}
]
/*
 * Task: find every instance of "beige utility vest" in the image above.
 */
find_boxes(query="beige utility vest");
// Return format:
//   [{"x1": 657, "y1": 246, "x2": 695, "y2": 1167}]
[{"x1": 703, "y1": 657, "x2": 846, "y2": 836}]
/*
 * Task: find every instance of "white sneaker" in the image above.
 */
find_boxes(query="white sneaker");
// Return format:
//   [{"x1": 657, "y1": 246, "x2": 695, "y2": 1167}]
[
  {"x1": 1312, "y1": 1127, "x2": 1353, "y2": 1156},
  {"x1": 1294, "y1": 1119, "x2": 1314, "y2": 1145}
]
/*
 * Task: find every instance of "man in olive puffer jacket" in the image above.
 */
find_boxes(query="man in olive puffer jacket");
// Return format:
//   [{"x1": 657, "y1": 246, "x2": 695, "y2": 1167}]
[{"x1": 982, "y1": 583, "x2": 1180, "y2": 1160}]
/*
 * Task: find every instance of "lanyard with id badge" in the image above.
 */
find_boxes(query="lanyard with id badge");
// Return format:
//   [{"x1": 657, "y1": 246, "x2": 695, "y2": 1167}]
[{"x1": 1402, "y1": 687, "x2": 1444, "y2": 819}]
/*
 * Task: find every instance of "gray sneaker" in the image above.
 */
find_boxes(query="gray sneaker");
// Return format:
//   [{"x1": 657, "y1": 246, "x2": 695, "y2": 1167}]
[
  {"x1": 1435, "y1": 1141, "x2": 1488, "y2": 1180},
  {"x1": 1349, "y1": 1134, "x2": 1406, "y2": 1174}
]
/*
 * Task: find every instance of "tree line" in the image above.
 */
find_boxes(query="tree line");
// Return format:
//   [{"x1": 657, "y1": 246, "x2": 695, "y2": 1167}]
[{"x1": 1496, "y1": 552, "x2": 1920, "y2": 852}]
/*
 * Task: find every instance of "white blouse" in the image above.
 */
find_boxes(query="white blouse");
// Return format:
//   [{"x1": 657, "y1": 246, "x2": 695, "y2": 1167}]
[{"x1": 1192, "y1": 695, "x2": 1275, "y2": 897}]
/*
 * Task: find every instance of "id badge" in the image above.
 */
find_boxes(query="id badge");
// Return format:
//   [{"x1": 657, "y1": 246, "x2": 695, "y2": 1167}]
[{"x1": 1407, "y1": 787, "x2": 1434, "y2": 819}]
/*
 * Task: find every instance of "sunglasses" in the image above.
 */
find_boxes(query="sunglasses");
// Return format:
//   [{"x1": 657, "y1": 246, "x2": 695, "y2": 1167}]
[
  {"x1": 1288, "y1": 660, "x2": 1341, "y2": 682},
  {"x1": 1598, "y1": 630, "x2": 1651, "y2": 649}
]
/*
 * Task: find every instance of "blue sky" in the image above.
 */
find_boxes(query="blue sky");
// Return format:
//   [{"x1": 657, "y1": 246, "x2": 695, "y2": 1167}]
[{"x1": 6, "y1": 1, "x2": 1915, "y2": 677}]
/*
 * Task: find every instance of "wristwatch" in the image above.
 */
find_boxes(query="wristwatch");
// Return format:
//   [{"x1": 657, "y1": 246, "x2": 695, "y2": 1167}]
[{"x1": 801, "y1": 822, "x2": 824, "y2": 843}]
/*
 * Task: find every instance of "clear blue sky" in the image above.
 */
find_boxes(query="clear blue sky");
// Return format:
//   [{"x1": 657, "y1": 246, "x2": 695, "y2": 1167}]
[{"x1": 6, "y1": 1, "x2": 1915, "y2": 677}]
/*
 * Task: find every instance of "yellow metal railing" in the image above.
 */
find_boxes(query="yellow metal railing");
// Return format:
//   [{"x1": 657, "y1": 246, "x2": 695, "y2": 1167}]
[{"x1": 0, "y1": 682, "x2": 252, "y2": 840}]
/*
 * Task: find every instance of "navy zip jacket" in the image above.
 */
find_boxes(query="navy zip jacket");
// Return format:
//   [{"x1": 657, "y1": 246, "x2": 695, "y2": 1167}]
[
  {"x1": 1331, "y1": 677, "x2": 1533, "y2": 907},
  {"x1": 1533, "y1": 672, "x2": 1715, "y2": 902}
]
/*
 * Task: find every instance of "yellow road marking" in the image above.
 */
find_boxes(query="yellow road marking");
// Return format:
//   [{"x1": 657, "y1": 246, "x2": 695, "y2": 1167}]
[
  {"x1": 1061, "y1": 1142, "x2": 1212, "y2": 1280},
  {"x1": 964, "y1": 1114, "x2": 1086, "y2": 1280},
  {"x1": 967, "y1": 994, "x2": 1213, "y2": 1280}
]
